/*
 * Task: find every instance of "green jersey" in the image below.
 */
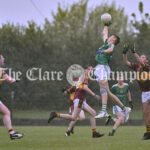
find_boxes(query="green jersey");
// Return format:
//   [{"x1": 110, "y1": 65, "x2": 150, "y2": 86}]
[
  {"x1": 95, "y1": 39, "x2": 114, "y2": 65},
  {"x1": 111, "y1": 83, "x2": 129, "y2": 106}
]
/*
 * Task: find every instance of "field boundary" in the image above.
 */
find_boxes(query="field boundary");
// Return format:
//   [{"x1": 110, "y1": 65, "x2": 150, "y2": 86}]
[{"x1": 0, "y1": 118, "x2": 145, "y2": 126}]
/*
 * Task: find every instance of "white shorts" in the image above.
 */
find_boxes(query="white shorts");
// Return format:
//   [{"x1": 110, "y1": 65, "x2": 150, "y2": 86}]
[
  {"x1": 94, "y1": 65, "x2": 111, "y2": 82},
  {"x1": 0, "y1": 100, "x2": 2, "y2": 105},
  {"x1": 113, "y1": 105, "x2": 125, "y2": 116},
  {"x1": 142, "y1": 91, "x2": 150, "y2": 103},
  {"x1": 73, "y1": 99, "x2": 86, "y2": 109}
]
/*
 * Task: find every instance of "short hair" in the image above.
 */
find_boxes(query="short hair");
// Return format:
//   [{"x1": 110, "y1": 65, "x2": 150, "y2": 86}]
[
  {"x1": 117, "y1": 72, "x2": 124, "y2": 78},
  {"x1": 141, "y1": 54, "x2": 148, "y2": 60},
  {"x1": 112, "y1": 34, "x2": 120, "y2": 45},
  {"x1": 85, "y1": 64, "x2": 92, "y2": 69}
]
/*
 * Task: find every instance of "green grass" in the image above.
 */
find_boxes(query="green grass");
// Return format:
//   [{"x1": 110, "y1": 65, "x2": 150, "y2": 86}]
[
  {"x1": 0, "y1": 126, "x2": 150, "y2": 150},
  {"x1": 2, "y1": 108, "x2": 143, "y2": 119}
]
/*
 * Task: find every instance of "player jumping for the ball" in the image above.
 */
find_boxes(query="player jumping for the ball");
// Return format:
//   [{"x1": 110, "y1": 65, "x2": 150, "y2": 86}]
[
  {"x1": 48, "y1": 66, "x2": 104, "y2": 138},
  {"x1": 0, "y1": 55, "x2": 24, "y2": 140},
  {"x1": 123, "y1": 44, "x2": 150, "y2": 140},
  {"x1": 94, "y1": 21, "x2": 131, "y2": 119}
]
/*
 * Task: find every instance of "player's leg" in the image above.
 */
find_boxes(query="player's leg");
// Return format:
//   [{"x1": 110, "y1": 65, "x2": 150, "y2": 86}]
[
  {"x1": 142, "y1": 102, "x2": 150, "y2": 140},
  {"x1": 0, "y1": 102, "x2": 24, "y2": 140},
  {"x1": 70, "y1": 110, "x2": 85, "y2": 133},
  {"x1": 65, "y1": 102, "x2": 75, "y2": 136},
  {"x1": 66, "y1": 110, "x2": 85, "y2": 136},
  {"x1": 48, "y1": 99, "x2": 82, "y2": 122},
  {"x1": 141, "y1": 92, "x2": 150, "y2": 140},
  {"x1": 59, "y1": 99, "x2": 82, "y2": 120},
  {"x1": 48, "y1": 107, "x2": 81, "y2": 122},
  {"x1": 83, "y1": 102, "x2": 104, "y2": 138},
  {"x1": 95, "y1": 80, "x2": 108, "y2": 118},
  {"x1": 0, "y1": 103, "x2": 13, "y2": 130},
  {"x1": 94, "y1": 65, "x2": 109, "y2": 118},
  {"x1": 109, "y1": 111, "x2": 124, "y2": 136}
]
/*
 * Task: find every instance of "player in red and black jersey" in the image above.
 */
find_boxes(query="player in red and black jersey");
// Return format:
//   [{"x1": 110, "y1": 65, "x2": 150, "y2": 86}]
[
  {"x1": 48, "y1": 66, "x2": 104, "y2": 138},
  {"x1": 123, "y1": 44, "x2": 150, "y2": 140},
  {"x1": 62, "y1": 86, "x2": 85, "y2": 136}
]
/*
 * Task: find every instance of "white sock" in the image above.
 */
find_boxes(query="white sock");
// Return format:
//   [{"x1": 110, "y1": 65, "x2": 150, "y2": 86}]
[{"x1": 9, "y1": 130, "x2": 15, "y2": 134}]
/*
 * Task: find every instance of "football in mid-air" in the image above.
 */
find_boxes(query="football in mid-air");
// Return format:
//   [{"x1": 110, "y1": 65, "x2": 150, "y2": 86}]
[{"x1": 101, "y1": 13, "x2": 112, "y2": 24}]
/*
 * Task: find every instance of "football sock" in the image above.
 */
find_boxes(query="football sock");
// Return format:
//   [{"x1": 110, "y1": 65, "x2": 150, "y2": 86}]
[
  {"x1": 56, "y1": 113, "x2": 60, "y2": 118},
  {"x1": 101, "y1": 104, "x2": 107, "y2": 111},
  {"x1": 8, "y1": 128, "x2": 15, "y2": 135},
  {"x1": 146, "y1": 125, "x2": 150, "y2": 133},
  {"x1": 111, "y1": 129, "x2": 116, "y2": 135},
  {"x1": 92, "y1": 129, "x2": 97, "y2": 134}
]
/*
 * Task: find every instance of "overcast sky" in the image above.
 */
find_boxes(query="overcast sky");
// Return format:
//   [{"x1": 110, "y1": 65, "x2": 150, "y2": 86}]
[{"x1": 0, "y1": 0, "x2": 150, "y2": 27}]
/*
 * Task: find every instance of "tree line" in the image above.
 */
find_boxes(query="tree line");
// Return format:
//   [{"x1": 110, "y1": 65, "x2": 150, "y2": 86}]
[{"x1": 0, "y1": 0, "x2": 149, "y2": 110}]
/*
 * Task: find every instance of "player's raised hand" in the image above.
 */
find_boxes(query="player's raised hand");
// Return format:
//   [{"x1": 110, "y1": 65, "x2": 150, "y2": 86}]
[
  {"x1": 130, "y1": 43, "x2": 136, "y2": 53},
  {"x1": 61, "y1": 87, "x2": 66, "y2": 93},
  {"x1": 123, "y1": 44, "x2": 129, "y2": 54},
  {"x1": 101, "y1": 13, "x2": 112, "y2": 27},
  {"x1": 104, "y1": 21, "x2": 112, "y2": 27}
]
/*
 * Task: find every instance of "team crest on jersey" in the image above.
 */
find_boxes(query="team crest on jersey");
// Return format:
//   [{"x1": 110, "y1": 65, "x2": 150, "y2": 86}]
[{"x1": 120, "y1": 89, "x2": 124, "y2": 93}]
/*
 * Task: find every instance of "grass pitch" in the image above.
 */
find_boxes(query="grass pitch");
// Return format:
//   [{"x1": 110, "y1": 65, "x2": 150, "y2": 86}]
[
  {"x1": 5, "y1": 108, "x2": 143, "y2": 119},
  {"x1": 0, "y1": 126, "x2": 150, "y2": 150}
]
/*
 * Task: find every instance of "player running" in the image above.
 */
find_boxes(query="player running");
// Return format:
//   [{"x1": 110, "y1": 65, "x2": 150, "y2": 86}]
[
  {"x1": 94, "y1": 23, "x2": 130, "y2": 118},
  {"x1": 123, "y1": 44, "x2": 150, "y2": 140},
  {"x1": 105, "y1": 74, "x2": 132, "y2": 136},
  {"x1": 0, "y1": 55, "x2": 24, "y2": 140},
  {"x1": 48, "y1": 66, "x2": 104, "y2": 138},
  {"x1": 62, "y1": 86, "x2": 85, "y2": 136}
]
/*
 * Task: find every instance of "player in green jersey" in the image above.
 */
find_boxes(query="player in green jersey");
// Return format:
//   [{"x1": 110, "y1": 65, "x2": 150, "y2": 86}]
[
  {"x1": 94, "y1": 23, "x2": 131, "y2": 119},
  {"x1": 106, "y1": 74, "x2": 133, "y2": 136}
]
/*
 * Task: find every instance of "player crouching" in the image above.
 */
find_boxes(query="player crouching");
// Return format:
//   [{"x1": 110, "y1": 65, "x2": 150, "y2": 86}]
[{"x1": 48, "y1": 66, "x2": 104, "y2": 138}]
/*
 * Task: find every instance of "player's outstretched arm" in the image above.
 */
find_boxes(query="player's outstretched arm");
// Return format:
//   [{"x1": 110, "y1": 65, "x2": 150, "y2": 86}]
[
  {"x1": 83, "y1": 85, "x2": 96, "y2": 96},
  {"x1": 123, "y1": 54, "x2": 131, "y2": 67},
  {"x1": 83, "y1": 85, "x2": 100, "y2": 100},
  {"x1": 3, "y1": 73, "x2": 16, "y2": 83},
  {"x1": 83, "y1": 85, "x2": 101, "y2": 100},
  {"x1": 63, "y1": 86, "x2": 75, "y2": 95},
  {"x1": 123, "y1": 44, "x2": 131, "y2": 67},
  {"x1": 102, "y1": 26, "x2": 108, "y2": 43},
  {"x1": 127, "y1": 90, "x2": 132, "y2": 102},
  {"x1": 130, "y1": 43, "x2": 145, "y2": 66},
  {"x1": 96, "y1": 46, "x2": 114, "y2": 55},
  {"x1": 134, "y1": 53, "x2": 140, "y2": 62},
  {"x1": 103, "y1": 47, "x2": 114, "y2": 54}
]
